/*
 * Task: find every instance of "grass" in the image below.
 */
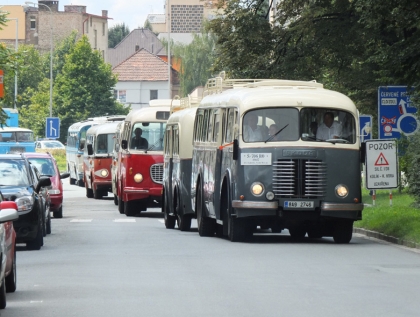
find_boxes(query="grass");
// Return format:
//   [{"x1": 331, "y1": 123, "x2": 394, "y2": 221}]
[
  {"x1": 356, "y1": 187, "x2": 420, "y2": 244},
  {"x1": 35, "y1": 149, "x2": 67, "y2": 172}
]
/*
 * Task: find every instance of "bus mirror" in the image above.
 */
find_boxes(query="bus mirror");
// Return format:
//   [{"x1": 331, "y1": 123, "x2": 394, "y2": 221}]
[
  {"x1": 87, "y1": 144, "x2": 93, "y2": 156},
  {"x1": 360, "y1": 142, "x2": 366, "y2": 163},
  {"x1": 121, "y1": 140, "x2": 128, "y2": 150},
  {"x1": 233, "y1": 139, "x2": 239, "y2": 160}
]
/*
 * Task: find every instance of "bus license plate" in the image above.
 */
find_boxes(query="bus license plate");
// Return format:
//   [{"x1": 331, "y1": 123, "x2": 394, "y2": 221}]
[{"x1": 284, "y1": 201, "x2": 314, "y2": 208}]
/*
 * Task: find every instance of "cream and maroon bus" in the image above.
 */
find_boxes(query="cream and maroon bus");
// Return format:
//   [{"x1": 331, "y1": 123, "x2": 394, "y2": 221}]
[{"x1": 190, "y1": 75, "x2": 363, "y2": 243}]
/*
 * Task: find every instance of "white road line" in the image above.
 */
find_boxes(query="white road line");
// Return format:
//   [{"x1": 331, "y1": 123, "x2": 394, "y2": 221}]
[
  {"x1": 113, "y1": 219, "x2": 136, "y2": 222},
  {"x1": 158, "y1": 220, "x2": 164, "y2": 224},
  {"x1": 30, "y1": 301, "x2": 43, "y2": 304},
  {"x1": 70, "y1": 219, "x2": 93, "y2": 222}
]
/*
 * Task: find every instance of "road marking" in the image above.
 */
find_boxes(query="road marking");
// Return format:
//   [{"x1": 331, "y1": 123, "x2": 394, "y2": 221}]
[
  {"x1": 113, "y1": 219, "x2": 136, "y2": 222},
  {"x1": 70, "y1": 219, "x2": 93, "y2": 222},
  {"x1": 158, "y1": 220, "x2": 164, "y2": 224},
  {"x1": 30, "y1": 301, "x2": 43, "y2": 304}
]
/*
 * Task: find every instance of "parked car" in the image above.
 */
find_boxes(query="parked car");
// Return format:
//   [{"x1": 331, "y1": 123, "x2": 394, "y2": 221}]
[
  {"x1": 24, "y1": 152, "x2": 69, "y2": 218},
  {"x1": 35, "y1": 140, "x2": 65, "y2": 150},
  {"x1": 0, "y1": 154, "x2": 51, "y2": 250},
  {"x1": 0, "y1": 197, "x2": 19, "y2": 309}
]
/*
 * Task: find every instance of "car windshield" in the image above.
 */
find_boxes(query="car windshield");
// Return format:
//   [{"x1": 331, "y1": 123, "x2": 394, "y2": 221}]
[
  {"x1": 27, "y1": 157, "x2": 56, "y2": 176},
  {"x1": 0, "y1": 159, "x2": 31, "y2": 186},
  {"x1": 41, "y1": 141, "x2": 64, "y2": 148}
]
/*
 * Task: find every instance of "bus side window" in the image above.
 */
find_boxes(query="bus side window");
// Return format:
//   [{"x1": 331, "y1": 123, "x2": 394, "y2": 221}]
[
  {"x1": 225, "y1": 108, "x2": 235, "y2": 143},
  {"x1": 173, "y1": 127, "x2": 179, "y2": 156}
]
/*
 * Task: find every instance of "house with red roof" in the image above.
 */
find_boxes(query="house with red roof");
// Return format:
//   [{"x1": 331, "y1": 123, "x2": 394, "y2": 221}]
[{"x1": 112, "y1": 48, "x2": 180, "y2": 110}]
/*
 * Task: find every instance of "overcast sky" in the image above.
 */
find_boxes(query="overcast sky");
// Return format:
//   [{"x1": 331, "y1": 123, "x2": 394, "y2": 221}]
[{"x1": 3, "y1": 0, "x2": 166, "y2": 31}]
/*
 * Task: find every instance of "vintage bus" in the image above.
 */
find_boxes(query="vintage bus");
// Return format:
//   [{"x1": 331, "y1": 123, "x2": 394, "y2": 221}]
[
  {"x1": 0, "y1": 127, "x2": 35, "y2": 154},
  {"x1": 66, "y1": 116, "x2": 125, "y2": 186},
  {"x1": 163, "y1": 98, "x2": 200, "y2": 230},
  {"x1": 190, "y1": 75, "x2": 364, "y2": 243},
  {"x1": 117, "y1": 100, "x2": 179, "y2": 216},
  {"x1": 83, "y1": 121, "x2": 122, "y2": 199}
]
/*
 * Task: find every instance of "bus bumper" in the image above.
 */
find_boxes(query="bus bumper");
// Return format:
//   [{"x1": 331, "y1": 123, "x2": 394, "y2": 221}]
[{"x1": 123, "y1": 187, "x2": 163, "y2": 200}]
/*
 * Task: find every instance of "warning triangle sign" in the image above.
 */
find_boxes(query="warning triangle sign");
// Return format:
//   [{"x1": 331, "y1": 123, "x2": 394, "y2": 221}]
[{"x1": 375, "y1": 152, "x2": 389, "y2": 166}]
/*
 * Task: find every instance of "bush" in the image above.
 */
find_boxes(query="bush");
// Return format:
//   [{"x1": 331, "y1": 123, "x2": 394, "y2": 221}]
[
  {"x1": 405, "y1": 131, "x2": 420, "y2": 203},
  {"x1": 35, "y1": 149, "x2": 67, "y2": 172}
]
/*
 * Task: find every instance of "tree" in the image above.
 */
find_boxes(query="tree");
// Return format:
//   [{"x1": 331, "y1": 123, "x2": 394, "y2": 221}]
[
  {"x1": 53, "y1": 31, "x2": 78, "y2": 79},
  {"x1": 108, "y1": 23, "x2": 130, "y2": 48},
  {"x1": 172, "y1": 31, "x2": 217, "y2": 97},
  {"x1": 54, "y1": 36, "x2": 129, "y2": 142}
]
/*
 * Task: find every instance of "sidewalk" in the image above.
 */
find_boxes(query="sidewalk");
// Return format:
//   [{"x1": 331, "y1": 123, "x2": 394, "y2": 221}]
[{"x1": 354, "y1": 227, "x2": 420, "y2": 250}]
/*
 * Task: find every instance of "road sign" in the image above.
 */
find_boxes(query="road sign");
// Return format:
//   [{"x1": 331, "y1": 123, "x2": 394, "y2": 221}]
[
  {"x1": 45, "y1": 117, "x2": 60, "y2": 139},
  {"x1": 359, "y1": 115, "x2": 372, "y2": 142},
  {"x1": 365, "y1": 139, "x2": 398, "y2": 189},
  {"x1": 378, "y1": 86, "x2": 419, "y2": 139}
]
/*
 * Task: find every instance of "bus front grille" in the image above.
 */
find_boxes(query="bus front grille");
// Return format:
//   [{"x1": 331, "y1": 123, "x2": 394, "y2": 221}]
[
  {"x1": 150, "y1": 164, "x2": 164, "y2": 184},
  {"x1": 273, "y1": 159, "x2": 327, "y2": 198}
]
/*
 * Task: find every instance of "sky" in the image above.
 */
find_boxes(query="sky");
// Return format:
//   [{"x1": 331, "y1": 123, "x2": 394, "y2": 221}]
[{"x1": 3, "y1": 0, "x2": 166, "y2": 31}]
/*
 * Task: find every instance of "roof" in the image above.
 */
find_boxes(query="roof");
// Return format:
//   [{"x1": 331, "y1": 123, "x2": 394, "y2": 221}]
[
  {"x1": 112, "y1": 49, "x2": 170, "y2": 81},
  {"x1": 86, "y1": 121, "x2": 121, "y2": 135},
  {"x1": 107, "y1": 28, "x2": 165, "y2": 68}
]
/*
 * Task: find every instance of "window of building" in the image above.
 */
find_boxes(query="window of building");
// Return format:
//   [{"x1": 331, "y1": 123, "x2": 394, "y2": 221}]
[
  {"x1": 94, "y1": 29, "x2": 97, "y2": 49},
  {"x1": 30, "y1": 16, "x2": 36, "y2": 29},
  {"x1": 102, "y1": 23, "x2": 105, "y2": 36},
  {"x1": 150, "y1": 90, "x2": 158, "y2": 100}
]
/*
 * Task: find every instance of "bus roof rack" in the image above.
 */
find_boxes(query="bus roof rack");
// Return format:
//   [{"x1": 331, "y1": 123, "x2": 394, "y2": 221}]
[
  {"x1": 203, "y1": 72, "x2": 323, "y2": 96},
  {"x1": 171, "y1": 95, "x2": 202, "y2": 114}
]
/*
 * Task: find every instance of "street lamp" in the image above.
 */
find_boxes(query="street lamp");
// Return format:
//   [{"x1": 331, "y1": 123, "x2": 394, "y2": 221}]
[{"x1": 24, "y1": 1, "x2": 53, "y2": 117}]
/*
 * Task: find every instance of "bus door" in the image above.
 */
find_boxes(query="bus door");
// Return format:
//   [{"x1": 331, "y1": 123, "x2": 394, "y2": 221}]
[
  {"x1": 221, "y1": 108, "x2": 238, "y2": 191},
  {"x1": 206, "y1": 108, "x2": 224, "y2": 219},
  {"x1": 163, "y1": 125, "x2": 174, "y2": 213}
]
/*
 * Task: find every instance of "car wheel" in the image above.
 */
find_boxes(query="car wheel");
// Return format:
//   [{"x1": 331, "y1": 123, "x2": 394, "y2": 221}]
[
  {"x1": 26, "y1": 222, "x2": 43, "y2": 251},
  {"x1": 0, "y1": 277, "x2": 6, "y2": 309},
  {"x1": 69, "y1": 177, "x2": 76, "y2": 185},
  {"x1": 46, "y1": 212, "x2": 52, "y2": 234},
  {"x1": 94, "y1": 189, "x2": 103, "y2": 199},
  {"x1": 5, "y1": 249, "x2": 16, "y2": 293},
  {"x1": 53, "y1": 206, "x2": 63, "y2": 218},
  {"x1": 118, "y1": 196, "x2": 124, "y2": 214},
  {"x1": 113, "y1": 195, "x2": 118, "y2": 206}
]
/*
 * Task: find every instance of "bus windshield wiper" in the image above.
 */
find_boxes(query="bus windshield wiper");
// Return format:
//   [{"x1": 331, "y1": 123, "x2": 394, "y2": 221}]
[
  {"x1": 265, "y1": 124, "x2": 289, "y2": 143},
  {"x1": 145, "y1": 138, "x2": 163, "y2": 153}
]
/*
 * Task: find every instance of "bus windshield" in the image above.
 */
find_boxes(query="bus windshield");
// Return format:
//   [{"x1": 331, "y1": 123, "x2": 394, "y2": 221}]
[
  {"x1": 0, "y1": 131, "x2": 34, "y2": 142},
  {"x1": 242, "y1": 108, "x2": 356, "y2": 144},
  {"x1": 130, "y1": 122, "x2": 166, "y2": 151},
  {"x1": 96, "y1": 133, "x2": 114, "y2": 154}
]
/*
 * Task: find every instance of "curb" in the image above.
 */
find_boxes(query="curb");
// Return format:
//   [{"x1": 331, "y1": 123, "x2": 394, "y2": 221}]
[{"x1": 354, "y1": 228, "x2": 420, "y2": 250}]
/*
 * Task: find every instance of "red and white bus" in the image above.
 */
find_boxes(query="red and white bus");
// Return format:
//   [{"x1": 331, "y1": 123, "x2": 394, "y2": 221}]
[
  {"x1": 83, "y1": 121, "x2": 123, "y2": 199},
  {"x1": 117, "y1": 100, "x2": 179, "y2": 216}
]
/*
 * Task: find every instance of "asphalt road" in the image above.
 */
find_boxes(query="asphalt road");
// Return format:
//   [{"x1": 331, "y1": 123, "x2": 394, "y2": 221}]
[{"x1": 2, "y1": 181, "x2": 420, "y2": 317}]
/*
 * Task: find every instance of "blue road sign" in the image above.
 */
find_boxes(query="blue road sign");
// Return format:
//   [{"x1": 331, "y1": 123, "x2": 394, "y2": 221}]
[
  {"x1": 359, "y1": 115, "x2": 372, "y2": 142},
  {"x1": 45, "y1": 117, "x2": 60, "y2": 139},
  {"x1": 378, "y1": 86, "x2": 419, "y2": 139}
]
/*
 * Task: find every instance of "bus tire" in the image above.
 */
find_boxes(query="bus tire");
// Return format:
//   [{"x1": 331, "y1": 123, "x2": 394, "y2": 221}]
[
  {"x1": 124, "y1": 201, "x2": 136, "y2": 217},
  {"x1": 228, "y1": 216, "x2": 249, "y2": 242},
  {"x1": 69, "y1": 177, "x2": 76, "y2": 185},
  {"x1": 333, "y1": 220, "x2": 353, "y2": 244},
  {"x1": 175, "y1": 193, "x2": 190, "y2": 231},
  {"x1": 94, "y1": 189, "x2": 103, "y2": 199},
  {"x1": 118, "y1": 197, "x2": 124, "y2": 214},
  {"x1": 86, "y1": 186, "x2": 93, "y2": 198},
  {"x1": 196, "y1": 183, "x2": 215, "y2": 237},
  {"x1": 114, "y1": 195, "x2": 118, "y2": 206}
]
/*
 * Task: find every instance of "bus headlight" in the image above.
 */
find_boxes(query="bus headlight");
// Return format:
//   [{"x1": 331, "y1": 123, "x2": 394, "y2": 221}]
[
  {"x1": 251, "y1": 182, "x2": 264, "y2": 196},
  {"x1": 335, "y1": 184, "x2": 348, "y2": 198},
  {"x1": 134, "y1": 173, "x2": 143, "y2": 183},
  {"x1": 94, "y1": 169, "x2": 109, "y2": 178}
]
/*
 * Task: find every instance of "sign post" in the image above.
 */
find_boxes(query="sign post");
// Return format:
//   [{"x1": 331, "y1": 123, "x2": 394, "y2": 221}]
[
  {"x1": 0, "y1": 70, "x2": 4, "y2": 98},
  {"x1": 45, "y1": 117, "x2": 60, "y2": 139}
]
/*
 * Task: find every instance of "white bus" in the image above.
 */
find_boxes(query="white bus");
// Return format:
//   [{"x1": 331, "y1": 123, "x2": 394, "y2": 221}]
[{"x1": 190, "y1": 75, "x2": 363, "y2": 243}]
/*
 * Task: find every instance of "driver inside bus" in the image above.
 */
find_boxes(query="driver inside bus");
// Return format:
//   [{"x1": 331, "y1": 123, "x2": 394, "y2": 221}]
[
  {"x1": 316, "y1": 112, "x2": 342, "y2": 140},
  {"x1": 243, "y1": 113, "x2": 263, "y2": 142},
  {"x1": 131, "y1": 128, "x2": 149, "y2": 149}
]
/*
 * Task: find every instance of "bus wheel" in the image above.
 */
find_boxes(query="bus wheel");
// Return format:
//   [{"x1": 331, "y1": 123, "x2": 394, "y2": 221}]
[
  {"x1": 94, "y1": 189, "x2": 103, "y2": 199},
  {"x1": 333, "y1": 220, "x2": 353, "y2": 244},
  {"x1": 196, "y1": 183, "x2": 215, "y2": 237},
  {"x1": 118, "y1": 196, "x2": 124, "y2": 214},
  {"x1": 175, "y1": 194, "x2": 191, "y2": 231},
  {"x1": 307, "y1": 226, "x2": 323, "y2": 239},
  {"x1": 228, "y1": 215, "x2": 250, "y2": 242},
  {"x1": 289, "y1": 226, "x2": 306, "y2": 240},
  {"x1": 69, "y1": 177, "x2": 76, "y2": 185},
  {"x1": 124, "y1": 201, "x2": 137, "y2": 217},
  {"x1": 163, "y1": 196, "x2": 176, "y2": 229},
  {"x1": 85, "y1": 183, "x2": 93, "y2": 198},
  {"x1": 113, "y1": 195, "x2": 118, "y2": 206}
]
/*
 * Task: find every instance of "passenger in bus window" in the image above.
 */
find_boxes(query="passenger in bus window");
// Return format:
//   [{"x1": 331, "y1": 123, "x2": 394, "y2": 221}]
[
  {"x1": 131, "y1": 128, "x2": 149, "y2": 149},
  {"x1": 97, "y1": 143, "x2": 107, "y2": 153},
  {"x1": 243, "y1": 113, "x2": 263, "y2": 142},
  {"x1": 316, "y1": 112, "x2": 342, "y2": 140}
]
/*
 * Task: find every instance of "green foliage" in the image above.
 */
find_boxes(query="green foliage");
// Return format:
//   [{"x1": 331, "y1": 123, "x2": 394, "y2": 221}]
[
  {"x1": 404, "y1": 131, "x2": 420, "y2": 203},
  {"x1": 53, "y1": 31, "x2": 78, "y2": 79},
  {"x1": 108, "y1": 23, "x2": 130, "y2": 48},
  {"x1": 54, "y1": 36, "x2": 128, "y2": 142},
  {"x1": 172, "y1": 31, "x2": 217, "y2": 96}
]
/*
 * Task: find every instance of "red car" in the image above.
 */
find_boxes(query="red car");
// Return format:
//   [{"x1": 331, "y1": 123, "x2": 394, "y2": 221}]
[
  {"x1": 24, "y1": 153, "x2": 69, "y2": 218},
  {"x1": 0, "y1": 198, "x2": 19, "y2": 309}
]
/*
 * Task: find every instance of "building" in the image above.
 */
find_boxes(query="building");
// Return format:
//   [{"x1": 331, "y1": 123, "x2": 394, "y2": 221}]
[
  {"x1": 0, "y1": 5, "x2": 27, "y2": 47},
  {"x1": 0, "y1": 2, "x2": 110, "y2": 59},
  {"x1": 112, "y1": 48, "x2": 180, "y2": 110}
]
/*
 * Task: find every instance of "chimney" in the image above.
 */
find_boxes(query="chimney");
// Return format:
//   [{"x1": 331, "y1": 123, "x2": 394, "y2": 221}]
[
  {"x1": 39, "y1": 0, "x2": 59, "y2": 12},
  {"x1": 102, "y1": 10, "x2": 108, "y2": 17},
  {"x1": 135, "y1": 45, "x2": 140, "y2": 51}
]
